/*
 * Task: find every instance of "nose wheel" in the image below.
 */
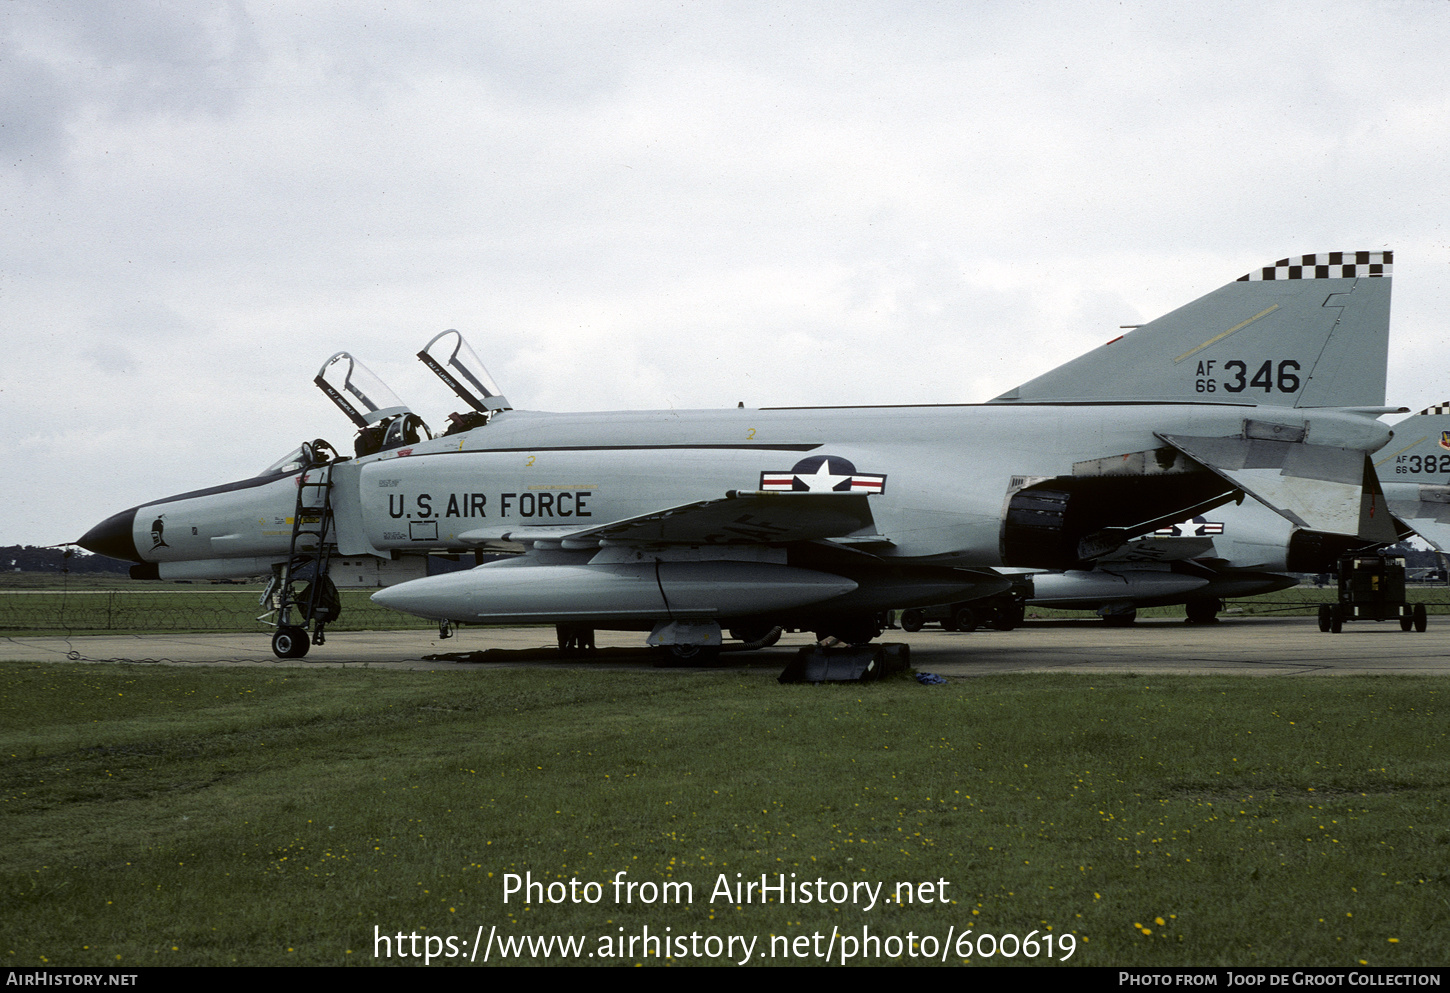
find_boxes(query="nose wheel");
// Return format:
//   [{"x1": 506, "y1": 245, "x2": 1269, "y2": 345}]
[{"x1": 272, "y1": 625, "x2": 310, "y2": 658}]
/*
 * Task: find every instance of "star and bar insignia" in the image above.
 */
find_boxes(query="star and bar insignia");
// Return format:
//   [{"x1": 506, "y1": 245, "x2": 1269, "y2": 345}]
[
  {"x1": 760, "y1": 456, "x2": 887, "y2": 494},
  {"x1": 1152, "y1": 517, "x2": 1224, "y2": 538}
]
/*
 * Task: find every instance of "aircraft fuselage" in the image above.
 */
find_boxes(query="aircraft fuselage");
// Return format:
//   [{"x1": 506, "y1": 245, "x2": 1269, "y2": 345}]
[{"x1": 82, "y1": 400, "x2": 1392, "y2": 578}]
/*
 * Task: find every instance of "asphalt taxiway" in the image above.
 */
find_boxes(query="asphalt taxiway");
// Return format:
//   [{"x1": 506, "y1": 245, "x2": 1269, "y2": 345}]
[{"x1": 5, "y1": 616, "x2": 1449, "y2": 675}]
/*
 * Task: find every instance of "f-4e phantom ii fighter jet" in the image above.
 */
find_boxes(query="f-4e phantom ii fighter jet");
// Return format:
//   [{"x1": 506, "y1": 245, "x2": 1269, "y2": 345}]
[{"x1": 78, "y1": 252, "x2": 1402, "y2": 659}]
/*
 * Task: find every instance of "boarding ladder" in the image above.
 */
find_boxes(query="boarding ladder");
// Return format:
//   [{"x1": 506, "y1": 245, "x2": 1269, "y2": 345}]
[{"x1": 276, "y1": 457, "x2": 338, "y2": 647}]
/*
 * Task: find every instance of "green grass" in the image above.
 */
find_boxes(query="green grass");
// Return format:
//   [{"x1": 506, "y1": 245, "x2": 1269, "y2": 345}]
[{"x1": 1, "y1": 662, "x2": 1445, "y2": 967}]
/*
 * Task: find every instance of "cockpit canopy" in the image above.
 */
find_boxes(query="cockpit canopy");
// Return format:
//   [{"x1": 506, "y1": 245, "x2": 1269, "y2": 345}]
[
  {"x1": 261, "y1": 438, "x2": 340, "y2": 475},
  {"x1": 311, "y1": 336, "x2": 505, "y2": 453},
  {"x1": 315, "y1": 352, "x2": 410, "y2": 428},
  {"x1": 418, "y1": 329, "x2": 510, "y2": 413},
  {"x1": 314, "y1": 352, "x2": 431, "y2": 456}
]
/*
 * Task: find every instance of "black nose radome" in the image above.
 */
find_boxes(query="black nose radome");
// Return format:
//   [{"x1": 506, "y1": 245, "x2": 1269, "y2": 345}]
[{"x1": 78, "y1": 508, "x2": 141, "y2": 563}]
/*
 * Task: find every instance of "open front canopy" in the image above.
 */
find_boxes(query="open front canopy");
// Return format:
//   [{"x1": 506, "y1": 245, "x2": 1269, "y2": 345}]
[{"x1": 314, "y1": 352, "x2": 410, "y2": 428}]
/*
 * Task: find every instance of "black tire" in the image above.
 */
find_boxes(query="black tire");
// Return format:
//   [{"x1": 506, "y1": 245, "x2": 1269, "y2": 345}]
[
  {"x1": 1400, "y1": 614, "x2": 1414, "y2": 632},
  {"x1": 1415, "y1": 603, "x2": 1428, "y2": 633},
  {"x1": 1330, "y1": 606, "x2": 1342, "y2": 634},
  {"x1": 951, "y1": 606, "x2": 978, "y2": 632},
  {"x1": 1319, "y1": 604, "x2": 1333, "y2": 633},
  {"x1": 900, "y1": 609, "x2": 925, "y2": 633},
  {"x1": 272, "y1": 625, "x2": 309, "y2": 658}
]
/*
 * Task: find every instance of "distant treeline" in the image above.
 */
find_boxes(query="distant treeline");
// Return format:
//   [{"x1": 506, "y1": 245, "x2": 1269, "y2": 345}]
[{"x1": 2, "y1": 545, "x2": 132, "y2": 575}]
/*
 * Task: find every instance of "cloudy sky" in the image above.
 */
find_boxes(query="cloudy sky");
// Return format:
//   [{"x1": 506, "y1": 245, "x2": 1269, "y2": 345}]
[{"x1": 4, "y1": 1, "x2": 1449, "y2": 547}]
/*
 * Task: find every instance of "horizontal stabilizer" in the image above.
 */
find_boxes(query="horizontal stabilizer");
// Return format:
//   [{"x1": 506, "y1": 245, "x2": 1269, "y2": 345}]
[
  {"x1": 1160, "y1": 433, "x2": 1394, "y2": 541},
  {"x1": 992, "y1": 252, "x2": 1391, "y2": 408},
  {"x1": 1394, "y1": 514, "x2": 1450, "y2": 553},
  {"x1": 1383, "y1": 484, "x2": 1450, "y2": 551}
]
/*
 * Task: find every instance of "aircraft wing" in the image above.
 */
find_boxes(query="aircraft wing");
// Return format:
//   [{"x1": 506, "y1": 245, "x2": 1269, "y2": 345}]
[
  {"x1": 458, "y1": 490, "x2": 879, "y2": 548},
  {"x1": 1157, "y1": 433, "x2": 1399, "y2": 543}
]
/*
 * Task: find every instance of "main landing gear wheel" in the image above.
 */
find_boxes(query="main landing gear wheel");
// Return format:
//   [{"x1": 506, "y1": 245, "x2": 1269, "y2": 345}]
[
  {"x1": 1319, "y1": 604, "x2": 1334, "y2": 633},
  {"x1": 1415, "y1": 603, "x2": 1428, "y2": 632},
  {"x1": 272, "y1": 625, "x2": 310, "y2": 659},
  {"x1": 949, "y1": 606, "x2": 978, "y2": 633},
  {"x1": 899, "y1": 609, "x2": 925, "y2": 633}
]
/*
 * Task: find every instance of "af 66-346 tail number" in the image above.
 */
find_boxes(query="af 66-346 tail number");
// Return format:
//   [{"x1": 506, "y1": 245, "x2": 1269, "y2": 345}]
[{"x1": 1195, "y1": 359, "x2": 1301, "y2": 394}]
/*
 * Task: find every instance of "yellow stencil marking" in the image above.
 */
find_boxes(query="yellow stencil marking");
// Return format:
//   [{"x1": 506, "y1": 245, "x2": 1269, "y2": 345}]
[
  {"x1": 1374, "y1": 436, "x2": 1425, "y2": 467},
  {"x1": 1172, "y1": 304, "x2": 1280, "y2": 364}
]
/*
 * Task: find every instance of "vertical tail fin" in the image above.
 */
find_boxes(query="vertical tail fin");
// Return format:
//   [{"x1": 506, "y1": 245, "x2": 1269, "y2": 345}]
[
  {"x1": 1377, "y1": 404, "x2": 1450, "y2": 484},
  {"x1": 991, "y1": 252, "x2": 1392, "y2": 408},
  {"x1": 1380, "y1": 403, "x2": 1450, "y2": 551}
]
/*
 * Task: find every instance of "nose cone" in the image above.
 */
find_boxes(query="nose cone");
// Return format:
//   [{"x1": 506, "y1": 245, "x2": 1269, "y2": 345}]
[
  {"x1": 77, "y1": 507, "x2": 141, "y2": 563},
  {"x1": 372, "y1": 575, "x2": 467, "y2": 621}
]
